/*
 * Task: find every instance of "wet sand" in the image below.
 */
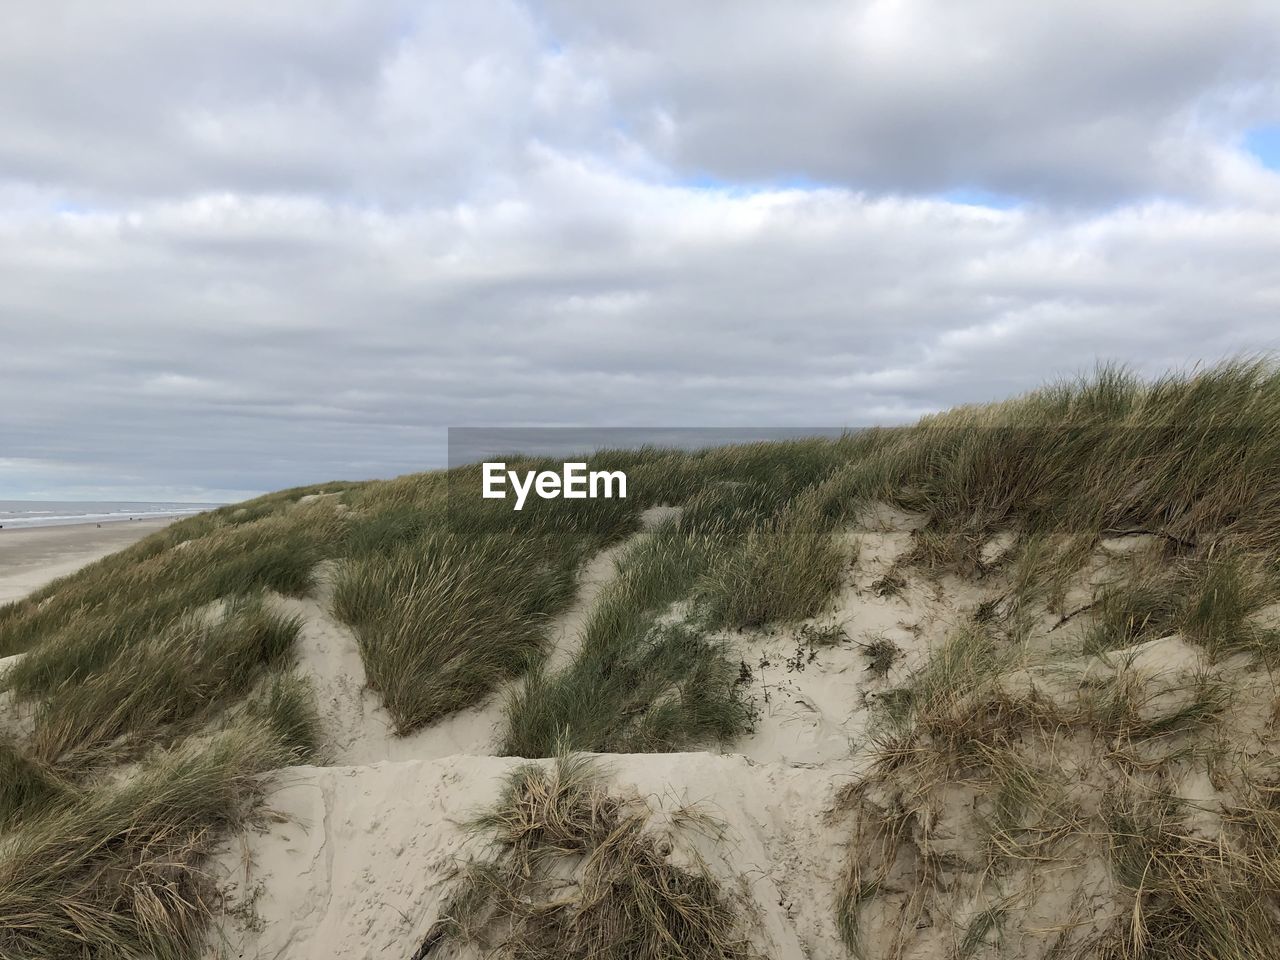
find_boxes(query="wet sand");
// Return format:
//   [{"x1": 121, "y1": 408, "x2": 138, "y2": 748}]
[{"x1": 0, "y1": 519, "x2": 176, "y2": 605}]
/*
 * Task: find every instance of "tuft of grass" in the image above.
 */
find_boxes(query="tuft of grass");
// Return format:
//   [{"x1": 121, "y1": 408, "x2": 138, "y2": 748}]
[
  {"x1": 870, "y1": 570, "x2": 906, "y2": 598},
  {"x1": 833, "y1": 787, "x2": 913, "y2": 957},
  {"x1": 957, "y1": 899, "x2": 1011, "y2": 958},
  {"x1": 419, "y1": 755, "x2": 757, "y2": 960},
  {"x1": 501, "y1": 525, "x2": 750, "y2": 756},
  {"x1": 1101, "y1": 791, "x2": 1280, "y2": 959},
  {"x1": 241, "y1": 671, "x2": 323, "y2": 763},
  {"x1": 858, "y1": 634, "x2": 898, "y2": 677},
  {"x1": 1084, "y1": 550, "x2": 1279, "y2": 659},
  {"x1": 699, "y1": 499, "x2": 844, "y2": 629},
  {"x1": 1082, "y1": 668, "x2": 1229, "y2": 746},
  {"x1": 505, "y1": 622, "x2": 748, "y2": 758},
  {"x1": 332, "y1": 530, "x2": 583, "y2": 735},
  {"x1": 797, "y1": 622, "x2": 848, "y2": 647}
]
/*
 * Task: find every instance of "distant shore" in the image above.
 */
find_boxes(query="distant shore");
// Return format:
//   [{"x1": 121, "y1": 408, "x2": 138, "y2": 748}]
[{"x1": 0, "y1": 518, "x2": 176, "y2": 605}]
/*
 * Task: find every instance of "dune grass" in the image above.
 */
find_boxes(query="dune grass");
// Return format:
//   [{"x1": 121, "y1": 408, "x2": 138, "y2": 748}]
[
  {"x1": 498, "y1": 474, "x2": 853, "y2": 756},
  {"x1": 1101, "y1": 789, "x2": 1280, "y2": 959},
  {"x1": 241, "y1": 671, "x2": 323, "y2": 760},
  {"x1": 697, "y1": 496, "x2": 845, "y2": 629},
  {"x1": 827, "y1": 362, "x2": 1280, "y2": 956},
  {"x1": 0, "y1": 713, "x2": 315, "y2": 960},
  {"x1": 418, "y1": 755, "x2": 756, "y2": 960},
  {"x1": 0, "y1": 500, "x2": 343, "y2": 667},
  {"x1": 332, "y1": 530, "x2": 589, "y2": 734},
  {"x1": 26, "y1": 596, "x2": 302, "y2": 767},
  {"x1": 1084, "y1": 549, "x2": 1280, "y2": 659},
  {"x1": 841, "y1": 616, "x2": 1240, "y2": 956},
  {"x1": 500, "y1": 522, "x2": 751, "y2": 756},
  {"x1": 824, "y1": 361, "x2": 1280, "y2": 571},
  {"x1": 0, "y1": 739, "x2": 66, "y2": 829}
]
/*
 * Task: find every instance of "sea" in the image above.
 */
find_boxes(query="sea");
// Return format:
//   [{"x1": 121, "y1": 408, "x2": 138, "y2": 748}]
[{"x1": 0, "y1": 500, "x2": 223, "y2": 530}]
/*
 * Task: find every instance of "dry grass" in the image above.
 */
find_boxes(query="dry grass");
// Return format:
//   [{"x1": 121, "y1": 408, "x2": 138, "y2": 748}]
[
  {"x1": 840, "y1": 639, "x2": 1269, "y2": 957},
  {"x1": 417, "y1": 755, "x2": 757, "y2": 960},
  {"x1": 1099, "y1": 787, "x2": 1280, "y2": 959}
]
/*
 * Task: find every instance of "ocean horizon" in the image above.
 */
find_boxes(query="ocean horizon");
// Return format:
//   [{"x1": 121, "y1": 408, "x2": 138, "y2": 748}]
[{"x1": 0, "y1": 499, "x2": 225, "y2": 530}]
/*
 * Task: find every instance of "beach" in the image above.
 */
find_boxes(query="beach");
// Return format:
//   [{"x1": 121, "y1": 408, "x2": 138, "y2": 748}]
[{"x1": 0, "y1": 519, "x2": 175, "y2": 605}]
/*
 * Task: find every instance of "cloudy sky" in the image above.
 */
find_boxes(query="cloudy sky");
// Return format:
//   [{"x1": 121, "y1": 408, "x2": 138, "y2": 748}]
[{"x1": 3, "y1": 1, "x2": 1280, "y2": 501}]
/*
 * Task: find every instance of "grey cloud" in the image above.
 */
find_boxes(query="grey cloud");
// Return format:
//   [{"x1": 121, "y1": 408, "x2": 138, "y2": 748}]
[
  {"x1": 4, "y1": 169, "x2": 1280, "y2": 498},
  {"x1": 542, "y1": 0, "x2": 1280, "y2": 202},
  {"x1": 2, "y1": 3, "x2": 1280, "y2": 500}
]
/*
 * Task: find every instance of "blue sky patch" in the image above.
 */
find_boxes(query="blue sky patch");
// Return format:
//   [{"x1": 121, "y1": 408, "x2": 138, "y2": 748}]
[
  {"x1": 938, "y1": 187, "x2": 1021, "y2": 210},
  {"x1": 1244, "y1": 125, "x2": 1280, "y2": 171}
]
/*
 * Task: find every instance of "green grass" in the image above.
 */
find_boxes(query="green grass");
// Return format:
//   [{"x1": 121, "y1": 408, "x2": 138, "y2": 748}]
[
  {"x1": 240, "y1": 671, "x2": 323, "y2": 762},
  {"x1": 501, "y1": 523, "x2": 750, "y2": 756},
  {"x1": 831, "y1": 360, "x2": 1280, "y2": 568},
  {"x1": 0, "y1": 738, "x2": 66, "y2": 828},
  {"x1": 1084, "y1": 550, "x2": 1279, "y2": 659},
  {"x1": 0, "y1": 500, "x2": 343, "y2": 665},
  {"x1": 331, "y1": 529, "x2": 588, "y2": 735},
  {"x1": 697, "y1": 497, "x2": 845, "y2": 629}
]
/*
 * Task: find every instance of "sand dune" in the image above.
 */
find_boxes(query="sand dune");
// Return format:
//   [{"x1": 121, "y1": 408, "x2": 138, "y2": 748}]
[{"x1": 203, "y1": 506, "x2": 981, "y2": 959}]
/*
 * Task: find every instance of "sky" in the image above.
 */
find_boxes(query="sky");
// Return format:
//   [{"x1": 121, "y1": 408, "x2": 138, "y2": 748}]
[{"x1": 2, "y1": 1, "x2": 1280, "y2": 502}]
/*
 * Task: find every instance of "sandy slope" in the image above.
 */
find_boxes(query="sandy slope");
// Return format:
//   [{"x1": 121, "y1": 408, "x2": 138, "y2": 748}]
[
  {"x1": 204, "y1": 505, "x2": 996, "y2": 960},
  {"x1": 205, "y1": 753, "x2": 852, "y2": 960}
]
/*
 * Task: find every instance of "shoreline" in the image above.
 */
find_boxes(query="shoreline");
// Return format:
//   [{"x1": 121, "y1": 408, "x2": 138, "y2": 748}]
[
  {"x1": 0, "y1": 517, "x2": 178, "y2": 605},
  {"x1": 0, "y1": 515, "x2": 195, "y2": 534}
]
